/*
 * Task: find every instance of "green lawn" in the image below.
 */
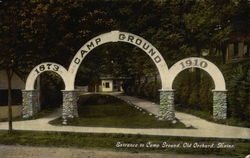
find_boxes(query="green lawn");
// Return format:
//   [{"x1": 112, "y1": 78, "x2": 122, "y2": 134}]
[
  {"x1": 50, "y1": 94, "x2": 187, "y2": 128},
  {"x1": 0, "y1": 131, "x2": 249, "y2": 157}
]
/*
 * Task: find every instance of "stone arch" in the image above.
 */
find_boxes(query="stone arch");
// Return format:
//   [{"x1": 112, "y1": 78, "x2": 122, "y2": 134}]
[
  {"x1": 67, "y1": 30, "x2": 170, "y2": 90},
  {"x1": 160, "y1": 57, "x2": 227, "y2": 121},
  {"x1": 22, "y1": 33, "x2": 228, "y2": 122},
  {"x1": 22, "y1": 62, "x2": 71, "y2": 118},
  {"x1": 59, "y1": 30, "x2": 172, "y2": 124},
  {"x1": 168, "y1": 57, "x2": 226, "y2": 91},
  {"x1": 25, "y1": 62, "x2": 71, "y2": 90}
]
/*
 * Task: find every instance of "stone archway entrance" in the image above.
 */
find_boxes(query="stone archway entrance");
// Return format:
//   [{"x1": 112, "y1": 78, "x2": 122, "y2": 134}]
[
  {"x1": 62, "y1": 31, "x2": 170, "y2": 123},
  {"x1": 22, "y1": 31, "x2": 228, "y2": 124},
  {"x1": 67, "y1": 31, "x2": 170, "y2": 89},
  {"x1": 22, "y1": 62, "x2": 71, "y2": 118},
  {"x1": 166, "y1": 57, "x2": 227, "y2": 120}
]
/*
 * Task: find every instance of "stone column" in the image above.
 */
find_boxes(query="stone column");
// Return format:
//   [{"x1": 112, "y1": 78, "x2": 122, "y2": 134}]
[
  {"x1": 213, "y1": 90, "x2": 227, "y2": 120},
  {"x1": 159, "y1": 90, "x2": 175, "y2": 121},
  {"x1": 61, "y1": 90, "x2": 79, "y2": 124},
  {"x1": 22, "y1": 90, "x2": 40, "y2": 118}
]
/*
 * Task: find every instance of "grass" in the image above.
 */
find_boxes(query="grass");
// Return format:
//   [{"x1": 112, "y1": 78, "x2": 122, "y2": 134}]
[
  {"x1": 50, "y1": 94, "x2": 187, "y2": 128},
  {"x1": 0, "y1": 130, "x2": 249, "y2": 157},
  {"x1": 176, "y1": 105, "x2": 250, "y2": 128}
]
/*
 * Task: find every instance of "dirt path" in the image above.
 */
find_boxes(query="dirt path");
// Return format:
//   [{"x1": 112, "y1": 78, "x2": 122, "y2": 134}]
[{"x1": 0, "y1": 145, "x2": 235, "y2": 158}]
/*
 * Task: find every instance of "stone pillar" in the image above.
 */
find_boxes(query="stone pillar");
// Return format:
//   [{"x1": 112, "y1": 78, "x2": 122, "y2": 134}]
[
  {"x1": 213, "y1": 90, "x2": 227, "y2": 120},
  {"x1": 159, "y1": 90, "x2": 175, "y2": 121},
  {"x1": 62, "y1": 90, "x2": 79, "y2": 124},
  {"x1": 22, "y1": 90, "x2": 40, "y2": 118}
]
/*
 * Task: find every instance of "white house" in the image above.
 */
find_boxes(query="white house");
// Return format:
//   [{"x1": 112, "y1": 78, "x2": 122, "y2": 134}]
[
  {"x1": 0, "y1": 70, "x2": 25, "y2": 118},
  {"x1": 0, "y1": 69, "x2": 25, "y2": 106},
  {"x1": 0, "y1": 70, "x2": 25, "y2": 105},
  {"x1": 99, "y1": 76, "x2": 124, "y2": 92}
]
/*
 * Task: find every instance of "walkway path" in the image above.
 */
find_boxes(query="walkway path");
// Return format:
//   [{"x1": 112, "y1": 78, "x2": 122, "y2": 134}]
[
  {"x1": 0, "y1": 93, "x2": 249, "y2": 139},
  {"x1": 111, "y1": 93, "x2": 250, "y2": 139}
]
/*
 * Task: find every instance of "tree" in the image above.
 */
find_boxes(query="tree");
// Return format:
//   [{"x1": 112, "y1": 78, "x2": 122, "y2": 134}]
[
  {"x1": 1, "y1": 0, "x2": 248, "y2": 125},
  {"x1": 1, "y1": 0, "x2": 116, "y2": 103},
  {"x1": 0, "y1": 1, "x2": 21, "y2": 133}
]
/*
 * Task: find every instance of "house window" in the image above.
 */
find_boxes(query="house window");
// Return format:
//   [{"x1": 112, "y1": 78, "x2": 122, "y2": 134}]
[
  {"x1": 105, "y1": 82, "x2": 110, "y2": 88},
  {"x1": 0, "y1": 90, "x2": 22, "y2": 106}
]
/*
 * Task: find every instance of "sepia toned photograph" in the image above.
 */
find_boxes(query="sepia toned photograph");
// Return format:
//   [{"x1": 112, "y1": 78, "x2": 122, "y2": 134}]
[{"x1": 0, "y1": 0, "x2": 249, "y2": 157}]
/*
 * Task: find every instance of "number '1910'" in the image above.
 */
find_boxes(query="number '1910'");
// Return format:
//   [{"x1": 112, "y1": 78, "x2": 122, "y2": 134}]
[{"x1": 180, "y1": 59, "x2": 208, "y2": 69}]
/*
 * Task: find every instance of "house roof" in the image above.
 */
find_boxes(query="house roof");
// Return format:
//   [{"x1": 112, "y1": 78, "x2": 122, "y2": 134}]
[
  {"x1": 229, "y1": 32, "x2": 250, "y2": 41},
  {"x1": 0, "y1": 70, "x2": 25, "y2": 90}
]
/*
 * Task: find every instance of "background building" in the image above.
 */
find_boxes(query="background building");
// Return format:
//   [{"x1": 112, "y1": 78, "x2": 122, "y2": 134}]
[
  {"x1": 0, "y1": 70, "x2": 24, "y2": 118},
  {"x1": 99, "y1": 76, "x2": 124, "y2": 92},
  {"x1": 225, "y1": 34, "x2": 250, "y2": 62}
]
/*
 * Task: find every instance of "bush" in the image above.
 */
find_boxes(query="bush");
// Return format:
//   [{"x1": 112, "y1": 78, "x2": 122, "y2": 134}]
[
  {"x1": 39, "y1": 72, "x2": 64, "y2": 109},
  {"x1": 223, "y1": 61, "x2": 250, "y2": 122},
  {"x1": 123, "y1": 78, "x2": 160, "y2": 103},
  {"x1": 78, "y1": 94, "x2": 120, "y2": 105},
  {"x1": 173, "y1": 69, "x2": 213, "y2": 112}
]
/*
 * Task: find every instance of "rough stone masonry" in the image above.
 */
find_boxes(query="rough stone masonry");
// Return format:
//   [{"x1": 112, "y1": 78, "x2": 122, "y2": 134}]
[
  {"x1": 159, "y1": 90, "x2": 175, "y2": 120},
  {"x1": 213, "y1": 91, "x2": 227, "y2": 120},
  {"x1": 22, "y1": 90, "x2": 40, "y2": 118},
  {"x1": 62, "y1": 90, "x2": 79, "y2": 124}
]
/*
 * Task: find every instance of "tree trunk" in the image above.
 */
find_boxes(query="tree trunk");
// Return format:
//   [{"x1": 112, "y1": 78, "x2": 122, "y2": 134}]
[
  {"x1": 221, "y1": 43, "x2": 227, "y2": 64},
  {"x1": 154, "y1": 74, "x2": 157, "y2": 86},
  {"x1": 6, "y1": 69, "x2": 13, "y2": 133},
  {"x1": 36, "y1": 75, "x2": 41, "y2": 108},
  {"x1": 153, "y1": 74, "x2": 158, "y2": 99},
  {"x1": 195, "y1": 46, "x2": 201, "y2": 103},
  {"x1": 94, "y1": 84, "x2": 98, "y2": 93},
  {"x1": 137, "y1": 75, "x2": 141, "y2": 95}
]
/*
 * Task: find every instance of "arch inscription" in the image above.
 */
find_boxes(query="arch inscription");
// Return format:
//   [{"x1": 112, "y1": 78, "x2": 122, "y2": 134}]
[
  {"x1": 68, "y1": 30, "x2": 170, "y2": 90},
  {"x1": 168, "y1": 57, "x2": 226, "y2": 91},
  {"x1": 25, "y1": 62, "x2": 72, "y2": 90}
]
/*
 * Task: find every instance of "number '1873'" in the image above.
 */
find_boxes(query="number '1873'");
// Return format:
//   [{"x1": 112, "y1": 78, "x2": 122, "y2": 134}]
[{"x1": 34, "y1": 64, "x2": 60, "y2": 74}]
